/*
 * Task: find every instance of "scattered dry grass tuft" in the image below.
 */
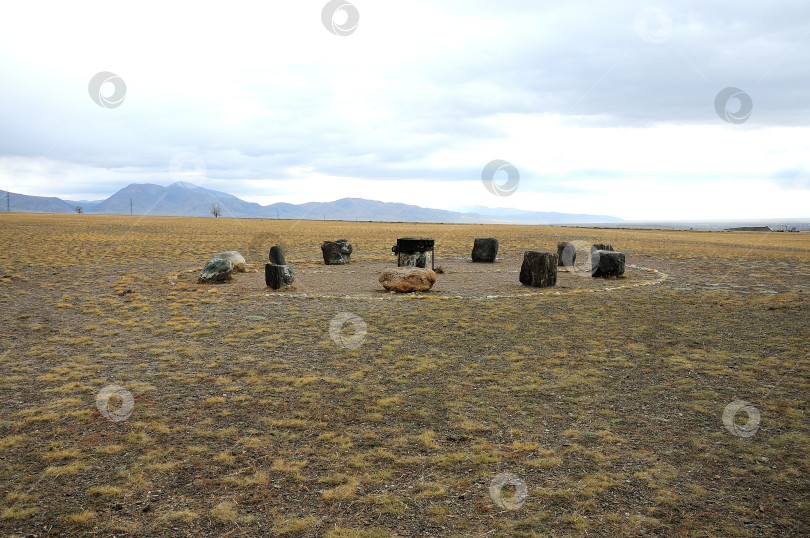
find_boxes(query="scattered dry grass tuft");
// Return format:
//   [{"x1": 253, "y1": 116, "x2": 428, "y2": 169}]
[{"x1": 0, "y1": 214, "x2": 807, "y2": 536}]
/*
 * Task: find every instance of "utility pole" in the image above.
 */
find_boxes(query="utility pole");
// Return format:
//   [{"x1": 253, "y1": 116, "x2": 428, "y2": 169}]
[
  {"x1": 276, "y1": 208, "x2": 279, "y2": 219},
  {"x1": 130, "y1": 198, "x2": 133, "y2": 216},
  {"x1": 6, "y1": 190, "x2": 9, "y2": 212}
]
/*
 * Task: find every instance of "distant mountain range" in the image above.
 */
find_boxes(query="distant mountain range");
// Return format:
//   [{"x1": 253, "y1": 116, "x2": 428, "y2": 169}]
[{"x1": 0, "y1": 183, "x2": 622, "y2": 224}]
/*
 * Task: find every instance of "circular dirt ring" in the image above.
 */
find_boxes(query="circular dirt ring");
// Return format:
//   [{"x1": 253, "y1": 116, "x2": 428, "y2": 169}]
[{"x1": 171, "y1": 256, "x2": 668, "y2": 299}]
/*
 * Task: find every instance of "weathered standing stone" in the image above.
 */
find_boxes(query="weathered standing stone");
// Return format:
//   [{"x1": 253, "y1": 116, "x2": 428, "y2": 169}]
[
  {"x1": 557, "y1": 242, "x2": 576, "y2": 267},
  {"x1": 199, "y1": 258, "x2": 233, "y2": 283},
  {"x1": 591, "y1": 250, "x2": 625, "y2": 278},
  {"x1": 213, "y1": 251, "x2": 246, "y2": 272},
  {"x1": 519, "y1": 251, "x2": 558, "y2": 288},
  {"x1": 393, "y1": 238, "x2": 434, "y2": 269},
  {"x1": 269, "y1": 245, "x2": 286, "y2": 265},
  {"x1": 265, "y1": 263, "x2": 295, "y2": 289},
  {"x1": 592, "y1": 243, "x2": 613, "y2": 252},
  {"x1": 379, "y1": 267, "x2": 437, "y2": 293},
  {"x1": 398, "y1": 251, "x2": 431, "y2": 269},
  {"x1": 321, "y1": 239, "x2": 353, "y2": 265},
  {"x1": 472, "y1": 238, "x2": 498, "y2": 263}
]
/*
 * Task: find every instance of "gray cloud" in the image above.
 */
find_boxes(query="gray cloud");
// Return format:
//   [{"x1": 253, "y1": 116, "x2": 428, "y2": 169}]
[{"x1": 0, "y1": 0, "x2": 808, "y2": 216}]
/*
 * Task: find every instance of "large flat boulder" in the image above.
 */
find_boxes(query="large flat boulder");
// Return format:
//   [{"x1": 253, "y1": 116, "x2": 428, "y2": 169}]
[
  {"x1": 379, "y1": 267, "x2": 437, "y2": 293},
  {"x1": 213, "y1": 251, "x2": 246, "y2": 272},
  {"x1": 199, "y1": 258, "x2": 233, "y2": 283}
]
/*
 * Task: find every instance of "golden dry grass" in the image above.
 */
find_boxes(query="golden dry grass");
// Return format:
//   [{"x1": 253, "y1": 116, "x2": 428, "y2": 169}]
[{"x1": 0, "y1": 212, "x2": 808, "y2": 536}]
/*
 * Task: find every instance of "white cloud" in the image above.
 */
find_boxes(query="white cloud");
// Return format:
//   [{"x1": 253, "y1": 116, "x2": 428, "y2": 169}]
[{"x1": 0, "y1": 0, "x2": 808, "y2": 220}]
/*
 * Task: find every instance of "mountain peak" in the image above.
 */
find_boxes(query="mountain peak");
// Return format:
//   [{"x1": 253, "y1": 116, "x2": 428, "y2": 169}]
[
  {"x1": 169, "y1": 181, "x2": 202, "y2": 190},
  {"x1": 2, "y1": 183, "x2": 623, "y2": 223}
]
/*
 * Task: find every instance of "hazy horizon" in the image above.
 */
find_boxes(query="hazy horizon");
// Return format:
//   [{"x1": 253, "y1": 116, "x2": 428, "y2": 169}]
[
  {"x1": 1, "y1": 1, "x2": 809, "y2": 220},
  {"x1": 3, "y1": 181, "x2": 808, "y2": 228}
]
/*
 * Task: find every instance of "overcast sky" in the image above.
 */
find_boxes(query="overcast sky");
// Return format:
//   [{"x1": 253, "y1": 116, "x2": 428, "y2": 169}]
[{"x1": 1, "y1": 0, "x2": 809, "y2": 220}]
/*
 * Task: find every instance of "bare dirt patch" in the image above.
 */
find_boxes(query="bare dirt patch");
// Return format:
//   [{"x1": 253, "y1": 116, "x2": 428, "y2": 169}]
[{"x1": 174, "y1": 256, "x2": 666, "y2": 299}]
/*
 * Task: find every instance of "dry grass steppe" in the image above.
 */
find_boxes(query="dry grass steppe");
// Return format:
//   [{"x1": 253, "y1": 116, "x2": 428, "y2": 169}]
[{"x1": 0, "y1": 213, "x2": 808, "y2": 537}]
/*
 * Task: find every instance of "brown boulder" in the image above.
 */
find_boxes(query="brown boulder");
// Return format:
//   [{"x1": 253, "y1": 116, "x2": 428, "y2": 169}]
[{"x1": 379, "y1": 267, "x2": 437, "y2": 293}]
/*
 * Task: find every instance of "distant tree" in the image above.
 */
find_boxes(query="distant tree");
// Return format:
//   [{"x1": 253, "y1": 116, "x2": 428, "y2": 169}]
[
  {"x1": 211, "y1": 202, "x2": 221, "y2": 218},
  {"x1": 74, "y1": 205, "x2": 83, "y2": 214}
]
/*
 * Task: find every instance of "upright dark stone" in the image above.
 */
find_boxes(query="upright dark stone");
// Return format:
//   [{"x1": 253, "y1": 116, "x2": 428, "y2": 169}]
[
  {"x1": 591, "y1": 250, "x2": 625, "y2": 278},
  {"x1": 265, "y1": 263, "x2": 295, "y2": 289},
  {"x1": 393, "y1": 238, "x2": 434, "y2": 269},
  {"x1": 519, "y1": 251, "x2": 558, "y2": 288},
  {"x1": 471, "y1": 238, "x2": 498, "y2": 263},
  {"x1": 398, "y1": 251, "x2": 431, "y2": 269},
  {"x1": 321, "y1": 239, "x2": 353, "y2": 265},
  {"x1": 592, "y1": 243, "x2": 613, "y2": 252},
  {"x1": 557, "y1": 242, "x2": 576, "y2": 267},
  {"x1": 269, "y1": 245, "x2": 286, "y2": 265}
]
